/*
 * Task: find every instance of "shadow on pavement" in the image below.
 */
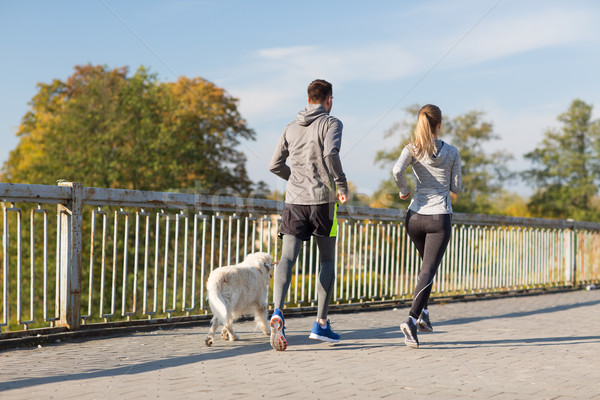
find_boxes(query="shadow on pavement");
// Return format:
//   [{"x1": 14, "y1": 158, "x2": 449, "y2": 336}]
[
  {"x1": 434, "y1": 299, "x2": 600, "y2": 327},
  {"x1": 425, "y1": 335, "x2": 600, "y2": 349}
]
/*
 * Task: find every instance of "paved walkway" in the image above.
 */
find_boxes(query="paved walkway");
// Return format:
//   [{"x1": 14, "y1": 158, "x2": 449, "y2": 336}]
[{"x1": 1, "y1": 290, "x2": 599, "y2": 399}]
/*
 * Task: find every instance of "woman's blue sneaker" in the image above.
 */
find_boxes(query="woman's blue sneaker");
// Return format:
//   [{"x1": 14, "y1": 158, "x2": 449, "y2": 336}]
[
  {"x1": 270, "y1": 309, "x2": 287, "y2": 351},
  {"x1": 309, "y1": 320, "x2": 341, "y2": 343}
]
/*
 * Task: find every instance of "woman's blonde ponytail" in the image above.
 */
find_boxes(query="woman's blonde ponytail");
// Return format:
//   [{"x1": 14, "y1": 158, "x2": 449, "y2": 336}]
[{"x1": 410, "y1": 104, "x2": 442, "y2": 160}]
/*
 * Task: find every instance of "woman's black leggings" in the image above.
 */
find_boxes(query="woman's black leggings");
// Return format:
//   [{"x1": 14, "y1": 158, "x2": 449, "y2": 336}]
[{"x1": 405, "y1": 210, "x2": 452, "y2": 320}]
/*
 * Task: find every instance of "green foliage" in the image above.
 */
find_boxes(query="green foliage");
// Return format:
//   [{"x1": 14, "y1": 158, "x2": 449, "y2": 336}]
[
  {"x1": 523, "y1": 99, "x2": 600, "y2": 221},
  {"x1": 446, "y1": 111, "x2": 514, "y2": 213},
  {"x1": 2, "y1": 64, "x2": 257, "y2": 195},
  {"x1": 373, "y1": 105, "x2": 513, "y2": 213}
]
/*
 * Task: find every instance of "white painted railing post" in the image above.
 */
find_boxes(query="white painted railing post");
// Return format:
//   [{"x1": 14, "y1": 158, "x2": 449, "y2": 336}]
[
  {"x1": 564, "y1": 219, "x2": 577, "y2": 286},
  {"x1": 57, "y1": 182, "x2": 83, "y2": 330}
]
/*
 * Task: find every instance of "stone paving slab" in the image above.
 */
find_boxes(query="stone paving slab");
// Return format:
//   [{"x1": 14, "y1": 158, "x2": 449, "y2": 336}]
[{"x1": 1, "y1": 290, "x2": 599, "y2": 399}]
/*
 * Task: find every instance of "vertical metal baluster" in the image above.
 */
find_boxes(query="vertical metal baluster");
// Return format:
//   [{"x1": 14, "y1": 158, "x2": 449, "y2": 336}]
[
  {"x1": 468, "y1": 226, "x2": 475, "y2": 292},
  {"x1": 390, "y1": 222, "x2": 396, "y2": 297},
  {"x1": 491, "y1": 227, "x2": 497, "y2": 291},
  {"x1": 85, "y1": 208, "x2": 97, "y2": 324},
  {"x1": 171, "y1": 212, "x2": 183, "y2": 314},
  {"x1": 250, "y1": 214, "x2": 257, "y2": 254},
  {"x1": 210, "y1": 214, "x2": 216, "y2": 275},
  {"x1": 12, "y1": 206, "x2": 23, "y2": 328},
  {"x1": 120, "y1": 209, "x2": 130, "y2": 318},
  {"x1": 375, "y1": 223, "x2": 381, "y2": 298},
  {"x1": 151, "y1": 210, "x2": 164, "y2": 318},
  {"x1": 452, "y1": 226, "x2": 459, "y2": 293},
  {"x1": 384, "y1": 223, "x2": 390, "y2": 298},
  {"x1": 483, "y1": 227, "x2": 490, "y2": 292},
  {"x1": 523, "y1": 228, "x2": 537, "y2": 287},
  {"x1": 358, "y1": 222, "x2": 364, "y2": 300},
  {"x1": 99, "y1": 209, "x2": 108, "y2": 319},
  {"x1": 163, "y1": 213, "x2": 171, "y2": 316},
  {"x1": 235, "y1": 214, "x2": 242, "y2": 264},
  {"x1": 227, "y1": 214, "x2": 232, "y2": 264},
  {"x1": 266, "y1": 216, "x2": 272, "y2": 256},
  {"x1": 540, "y1": 228, "x2": 547, "y2": 287},
  {"x1": 243, "y1": 214, "x2": 249, "y2": 259},
  {"x1": 258, "y1": 215, "x2": 264, "y2": 253},
  {"x1": 475, "y1": 226, "x2": 482, "y2": 292},
  {"x1": 182, "y1": 211, "x2": 190, "y2": 314},
  {"x1": 172, "y1": 211, "x2": 180, "y2": 314},
  {"x1": 139, "y1": 210, "x2": 150, "y2": 317},
  {"x1": 528, "y1": 227, "x2": 534, "y2": 288},
  {"x1": 199, "y1": 213, "x2": 207, "y2": 311},
  {"x1": 349, "y1": 222, "x2": 355, "y2": 300},
  {"x1": 459, "y1": 226, "x2": 467, "y2": 292},
  {"x1": 218, "y1": 213, "x2": 224, "y2": 268},
  {"x1": 43, "y1": 207, "x2": 51, "y2": 323},
  {"x1": 108, "y1": 210, "x2": 118, "y2": 320},
  {"x1": 2, "y1": 206, "x2": 9, "y2": 329},
  {"x1": 191, "y1": 211, "x2": 199, "y2": 312},
  {"x1": 367, "y1": 223, "x2": 374, "y2": 299},
  {"x1": 551, "y1": 229, "x2": 556, "y2": 285}
]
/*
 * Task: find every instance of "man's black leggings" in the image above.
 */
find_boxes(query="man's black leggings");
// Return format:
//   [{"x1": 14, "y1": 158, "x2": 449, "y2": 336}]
[{"x1": 405, "y1": 210, "x2": 452, "y2": 320}]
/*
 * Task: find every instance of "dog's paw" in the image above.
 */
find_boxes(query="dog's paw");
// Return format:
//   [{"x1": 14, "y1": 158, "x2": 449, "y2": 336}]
[
  {"x1": 205, "y1": 337, "x2": 213, "y2": 347},
  {"x1": 221, "y1": 331, "x2": 229, "y2": 341}
]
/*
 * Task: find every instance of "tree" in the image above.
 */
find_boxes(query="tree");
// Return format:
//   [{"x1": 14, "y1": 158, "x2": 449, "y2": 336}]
[
  {"x1": 2, "y1": 64, "x2": 257, "y2": 194},
  {"x1": 523, "y1": 99, "x2": 600, "y2": 221},
  {"x1": 373, "y1": 105, "x2": 513, "y2": 214}
]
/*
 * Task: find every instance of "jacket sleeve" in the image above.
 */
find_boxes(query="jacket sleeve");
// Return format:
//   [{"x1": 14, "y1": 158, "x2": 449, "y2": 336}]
[
  {"x1": 392, "y1": 146, "x2": 413, "y2": 196},
  {"x1": 450, "y1": 149, "x2": 463, "y2": 195},
  {"x1": 323, "y1": 118, "x2": 348, "y2": 196},
  {"x1": 269, "y1": 129, "x2": 291, "y2": 181}
]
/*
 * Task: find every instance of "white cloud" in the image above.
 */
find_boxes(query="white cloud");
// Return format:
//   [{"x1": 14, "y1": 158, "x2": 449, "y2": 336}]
[
  {"x1": 230, "y1": 43, "x2": 420, "y2": 120},
  {"x1": 442, "y1": 7, "x2": 591, "y2": 67}
]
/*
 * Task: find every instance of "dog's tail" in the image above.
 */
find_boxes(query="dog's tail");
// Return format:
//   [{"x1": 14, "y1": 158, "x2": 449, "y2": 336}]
[{"x1": 207, "y1": 286, "x2": 229, "y2": 324}]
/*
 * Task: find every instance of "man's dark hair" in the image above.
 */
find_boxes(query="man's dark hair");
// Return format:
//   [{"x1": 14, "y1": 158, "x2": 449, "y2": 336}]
[{"x1": 307, "y1": 79, "x2": 333, "y2": 103}]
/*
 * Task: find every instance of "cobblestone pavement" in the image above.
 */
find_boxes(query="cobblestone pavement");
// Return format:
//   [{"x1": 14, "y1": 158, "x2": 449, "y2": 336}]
[{"x1": 1, "y1": 290, "x2": 599, "y2": 399}]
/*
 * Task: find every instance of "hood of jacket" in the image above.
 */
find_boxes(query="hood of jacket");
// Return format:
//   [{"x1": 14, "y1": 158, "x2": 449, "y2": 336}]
[
  {"x1": 420, "y1": 139, "x2": 446, "y2": 167},
  {"x1": 296, "y1": 103, "x2": 328, "y2": 126}
]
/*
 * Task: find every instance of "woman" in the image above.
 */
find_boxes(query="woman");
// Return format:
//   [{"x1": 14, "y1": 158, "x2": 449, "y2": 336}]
[{"x1": 392, "y1": 104, "x2": 462, "y2": 349}]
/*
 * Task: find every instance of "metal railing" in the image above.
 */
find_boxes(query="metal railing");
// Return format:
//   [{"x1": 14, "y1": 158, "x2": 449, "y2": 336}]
[{"x1": 1, "y1": 182, "x2": 599, "y2": 334}]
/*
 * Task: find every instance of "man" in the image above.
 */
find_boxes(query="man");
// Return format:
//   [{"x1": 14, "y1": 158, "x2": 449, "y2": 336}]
[{"x1": 268, "y1": 79, "x2": 349, "y2": 351}]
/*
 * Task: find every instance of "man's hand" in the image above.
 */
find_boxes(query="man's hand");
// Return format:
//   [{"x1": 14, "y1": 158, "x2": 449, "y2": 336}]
[
  {"x1": 399, "y1": 191, "x2": 410, "y2": 200},
  {"x1": 337, "y1": 192, "x2": 348, "y2": 204}
]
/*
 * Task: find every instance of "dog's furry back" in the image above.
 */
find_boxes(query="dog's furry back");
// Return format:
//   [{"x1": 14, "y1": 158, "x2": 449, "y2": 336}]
[{"x1": 206, "y1": 252, "x2": 272, "y2": 324}]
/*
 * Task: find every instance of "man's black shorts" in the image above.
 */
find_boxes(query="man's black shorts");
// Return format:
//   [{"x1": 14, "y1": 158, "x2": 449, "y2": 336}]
[{"x1": 280, "y1": 203, "x2": 337, "y2": 241}]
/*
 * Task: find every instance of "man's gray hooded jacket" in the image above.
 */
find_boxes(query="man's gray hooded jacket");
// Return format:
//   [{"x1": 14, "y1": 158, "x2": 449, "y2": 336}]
[{"x1": 269, "y1": 104, "x2": 348, "y2": 205}]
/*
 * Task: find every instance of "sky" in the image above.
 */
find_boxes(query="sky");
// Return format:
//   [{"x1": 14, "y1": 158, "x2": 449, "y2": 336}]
[{"x1": 1, "y1": 0, "x2": 600, "y2": 198}]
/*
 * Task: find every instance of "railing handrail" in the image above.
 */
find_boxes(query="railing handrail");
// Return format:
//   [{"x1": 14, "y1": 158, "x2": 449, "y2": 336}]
[{"x1": 2, "y1": 182, "x2": 600, "y2": 230}]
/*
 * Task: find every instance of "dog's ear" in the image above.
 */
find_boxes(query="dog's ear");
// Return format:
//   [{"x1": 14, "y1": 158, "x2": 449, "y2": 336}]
[{"x1": 264, "y1": 259, "x2": 277, "y2": 272}]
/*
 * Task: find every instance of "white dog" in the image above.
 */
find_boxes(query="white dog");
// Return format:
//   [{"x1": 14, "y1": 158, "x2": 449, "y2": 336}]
[{"x1": 205, "y1": 252, "x2": 275, "y2": 346}]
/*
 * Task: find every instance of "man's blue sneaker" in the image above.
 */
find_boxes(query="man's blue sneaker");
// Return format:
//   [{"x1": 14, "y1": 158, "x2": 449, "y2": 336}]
[
  {"x1": 309, "y1": 320, "x2": 341, "y2": 343},
  {"x1": 270, "y1": 308, "x2": 287, "y2": 351}
]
